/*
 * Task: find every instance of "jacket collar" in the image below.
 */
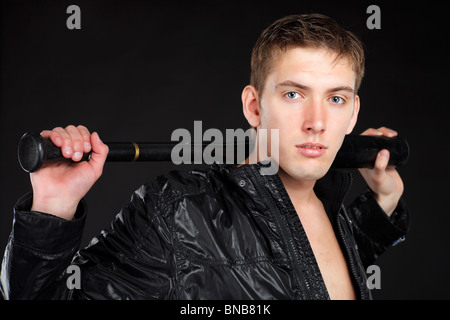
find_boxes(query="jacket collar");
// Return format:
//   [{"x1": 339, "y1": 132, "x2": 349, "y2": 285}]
[
  {"x1": 213, "y1": 161, "x2": 353, "y2": 213},
  {"x1": 314, "y1": 168, "x2": 353, "y2": 212}
]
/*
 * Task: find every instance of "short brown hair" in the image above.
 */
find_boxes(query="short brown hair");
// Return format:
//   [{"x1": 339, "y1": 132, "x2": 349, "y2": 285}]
[{"x1": 250, "y1": 14, "x2": 365, "y2": 95}]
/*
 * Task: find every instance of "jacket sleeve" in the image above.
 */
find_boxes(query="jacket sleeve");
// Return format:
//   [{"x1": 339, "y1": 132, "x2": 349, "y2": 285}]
[
  {"x1": 0, "y1": 182, "x2": 176, "y2": 300},
  {"x1": 0, "y1": 192, "x2": 87, "y2": 299},
  {"x1": 346, "y1": 189, "x2": 410, "y2": 268}
]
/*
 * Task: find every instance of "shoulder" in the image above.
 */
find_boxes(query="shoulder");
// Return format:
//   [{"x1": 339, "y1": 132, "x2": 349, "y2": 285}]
[{"x1": 134, "y1": 166, "x2": 231, "y2": 210}]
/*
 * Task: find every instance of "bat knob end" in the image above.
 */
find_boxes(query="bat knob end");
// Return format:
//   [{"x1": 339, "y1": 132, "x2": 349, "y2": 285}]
[{"x1": 18, "y1": 132, "x2": 45, "y2": 173}]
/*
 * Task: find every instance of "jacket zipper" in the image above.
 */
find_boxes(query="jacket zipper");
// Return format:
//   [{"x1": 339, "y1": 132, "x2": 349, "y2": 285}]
[
  {"x1": 334, "y1": 172, "x2": 366, "y2": 299},
  {"x1": 336, "y1": 208, "x2": 366, "y2": 299},
  {"x1": 248, "y1": 166, "x2": 313, "y2": 300}
]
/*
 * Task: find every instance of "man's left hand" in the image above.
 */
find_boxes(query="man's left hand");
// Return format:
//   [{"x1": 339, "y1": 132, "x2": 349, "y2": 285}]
[{"x1": 358, "y1": 127, "x2": 404, "y2": 216}]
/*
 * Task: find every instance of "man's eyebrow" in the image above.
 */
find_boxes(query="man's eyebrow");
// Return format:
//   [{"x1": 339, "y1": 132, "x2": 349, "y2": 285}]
[
  {"x1": 275, "y1": 80, "x2": 310, "y2": 90},
  {"x1": 275, "y1": 81, "x2": 354, "y2": 94},
  {"x1": 327, "y1": 86, "x2": 354, "y2": 94}
]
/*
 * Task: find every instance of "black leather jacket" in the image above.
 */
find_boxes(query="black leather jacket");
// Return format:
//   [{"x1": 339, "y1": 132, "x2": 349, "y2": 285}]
[{"x1": 1, "y1": 162, "x2": 409, "y2": 300}]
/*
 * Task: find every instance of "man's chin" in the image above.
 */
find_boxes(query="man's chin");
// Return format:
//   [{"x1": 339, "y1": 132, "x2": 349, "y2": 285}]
[
  {"x1": 295, "y1": 171, "x2": 328, "y2": 182},
  {"x1": 278, "y1": 163, "x2": 331, "y2": 182}
]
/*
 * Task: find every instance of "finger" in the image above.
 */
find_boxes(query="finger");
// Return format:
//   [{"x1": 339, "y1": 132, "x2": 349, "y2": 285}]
[
  {"x1": 361, "y1": 127, "x2": 398, "y2": 137},
  {"x1": 40, "y1": 130, "x2": 52, "y2": 138},
  {"x1": 77, "y1": 125, "x2": 92, "y2": 153},
  {"x1": 65, "y1": 125, "x2": 84, "y2": 162},
  {"x1": 89, "y1": 132, "x2": 109, "y2": 178},
  {"x1": 373, "y1": 149, "x2": 390, "y2": 177},
  {"x1": 376, "y1": 127, "x2": 397, "y2": 137},
  {"x1": 360, "y1": 128, "x2": 382, "y2": 136},
  {"x1": 40, "y1": 129, "x2": 63, "y2": 147},
  {"x1": 53, "y1": 127, "x2": 73, "y2": 158}
]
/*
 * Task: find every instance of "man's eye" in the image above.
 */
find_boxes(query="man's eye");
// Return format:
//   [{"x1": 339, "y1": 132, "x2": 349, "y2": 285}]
[
  {"x1": 330, "y1": 96, "x2": 345, "y2": 104},
  {"x1": 285, "y1": 92, "x2": 300, "y2": 99}
]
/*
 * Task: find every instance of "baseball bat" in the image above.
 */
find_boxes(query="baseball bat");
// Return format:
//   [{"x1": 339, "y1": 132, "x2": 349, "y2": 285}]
[{"x1": 17, "y1": 132, "x2": 409, "y2": 173}]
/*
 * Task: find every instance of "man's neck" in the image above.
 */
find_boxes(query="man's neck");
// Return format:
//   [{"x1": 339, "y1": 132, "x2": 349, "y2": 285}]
[
  {"x1": 238, "y1": 156, "x2": 319, "y2": 208},
  {"x1": 277, "y1": 168, "x2": 319, "y2": 209}
]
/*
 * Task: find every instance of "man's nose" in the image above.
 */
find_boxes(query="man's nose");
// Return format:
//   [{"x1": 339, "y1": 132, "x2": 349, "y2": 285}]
[{"x1": 301, "y1": 102, "x2": 326, "y2": 134}]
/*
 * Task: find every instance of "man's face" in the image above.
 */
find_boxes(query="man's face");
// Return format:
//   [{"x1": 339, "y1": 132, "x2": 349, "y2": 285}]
[{"x1": 256, "y1": 47, "x2": 360, "y2": 181}]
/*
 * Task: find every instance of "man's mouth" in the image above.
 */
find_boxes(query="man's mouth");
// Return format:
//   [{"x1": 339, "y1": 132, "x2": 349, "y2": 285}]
[
  {"x1": 296, "y1": 143, "x2": 327, "y2": 157},
  {"x1": 296, "y1": 143, "x2": 327, "y2": 149}
]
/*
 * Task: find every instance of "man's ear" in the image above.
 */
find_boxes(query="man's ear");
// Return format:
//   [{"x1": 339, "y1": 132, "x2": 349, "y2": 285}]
[
  {"x1": 242, "y1": 85, "x2": 261, "y2": 128},
  {"x1": 346, "y1": 95, "x2": 360, "y2": 134}
]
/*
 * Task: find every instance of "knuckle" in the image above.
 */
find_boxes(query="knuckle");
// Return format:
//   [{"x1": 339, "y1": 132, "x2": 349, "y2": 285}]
[
  {"x1": 71, "y1": 137, "x2": 83, "y2": 148},
  {"x1": 77, "y1": 125, "x2": 90, "y2": 134},
  {"x1": 362, "y1": 128, "x2": 375, "y2": 135},
  {"x1": 72, "y1": 137, "x2": 82, "y2": 145},
  {"x1": 372, "y1": 177, "x2": 381, "y2": 185},
  {"x1": 374, "y1": 176, "x2": 383, "y2": 185},
  {"x1": 371, "y1": 171, "x2": 383, "y2": 183},
  {"x1": 62, "y1": 137, "x2": 72, "y2": 146},
  {"x1": 66, "y1": 125, "x2": 82, "y2": 138}
]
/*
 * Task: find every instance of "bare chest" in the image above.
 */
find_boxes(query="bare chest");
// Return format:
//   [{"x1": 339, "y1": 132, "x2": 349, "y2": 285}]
[{"x1": 297, "y1": 204, "x2": 356, "y2": 300}]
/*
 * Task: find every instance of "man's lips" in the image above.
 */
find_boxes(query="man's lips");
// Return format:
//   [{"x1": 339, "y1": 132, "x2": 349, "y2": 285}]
[
  {"x1": 296, "y1": 143, "x2": 327, "y2": 157},
  {"x1": 296, "y1": 142, "x2": 327, "y2": 149}
]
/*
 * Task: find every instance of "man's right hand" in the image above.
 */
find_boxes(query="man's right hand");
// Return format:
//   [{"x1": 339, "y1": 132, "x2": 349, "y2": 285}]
[{"x1": 30, "y1": 125, "x2": 109, "y2": 220}]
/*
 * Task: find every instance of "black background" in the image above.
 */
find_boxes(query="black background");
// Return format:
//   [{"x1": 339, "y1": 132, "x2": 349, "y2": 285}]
[{"x1": 0, "y1": 0, "x2": 448, "y2": 299}]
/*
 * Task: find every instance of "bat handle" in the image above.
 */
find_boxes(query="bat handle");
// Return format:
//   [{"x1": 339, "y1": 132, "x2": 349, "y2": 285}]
[
  {"x1": 332, "y1": 134, "x2": 410, "y2": 169},
  {"x1": 17, "y1": 132, "x2": 170, "y2": 172},
  {"x1": 17, "y1": 132, "x2": 90, "y2": 173}
]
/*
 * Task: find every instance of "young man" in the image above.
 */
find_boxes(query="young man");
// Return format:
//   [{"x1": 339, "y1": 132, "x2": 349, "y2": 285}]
[{"x1": 1, "y1": 14, "x2": 409, "y2": 300}]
